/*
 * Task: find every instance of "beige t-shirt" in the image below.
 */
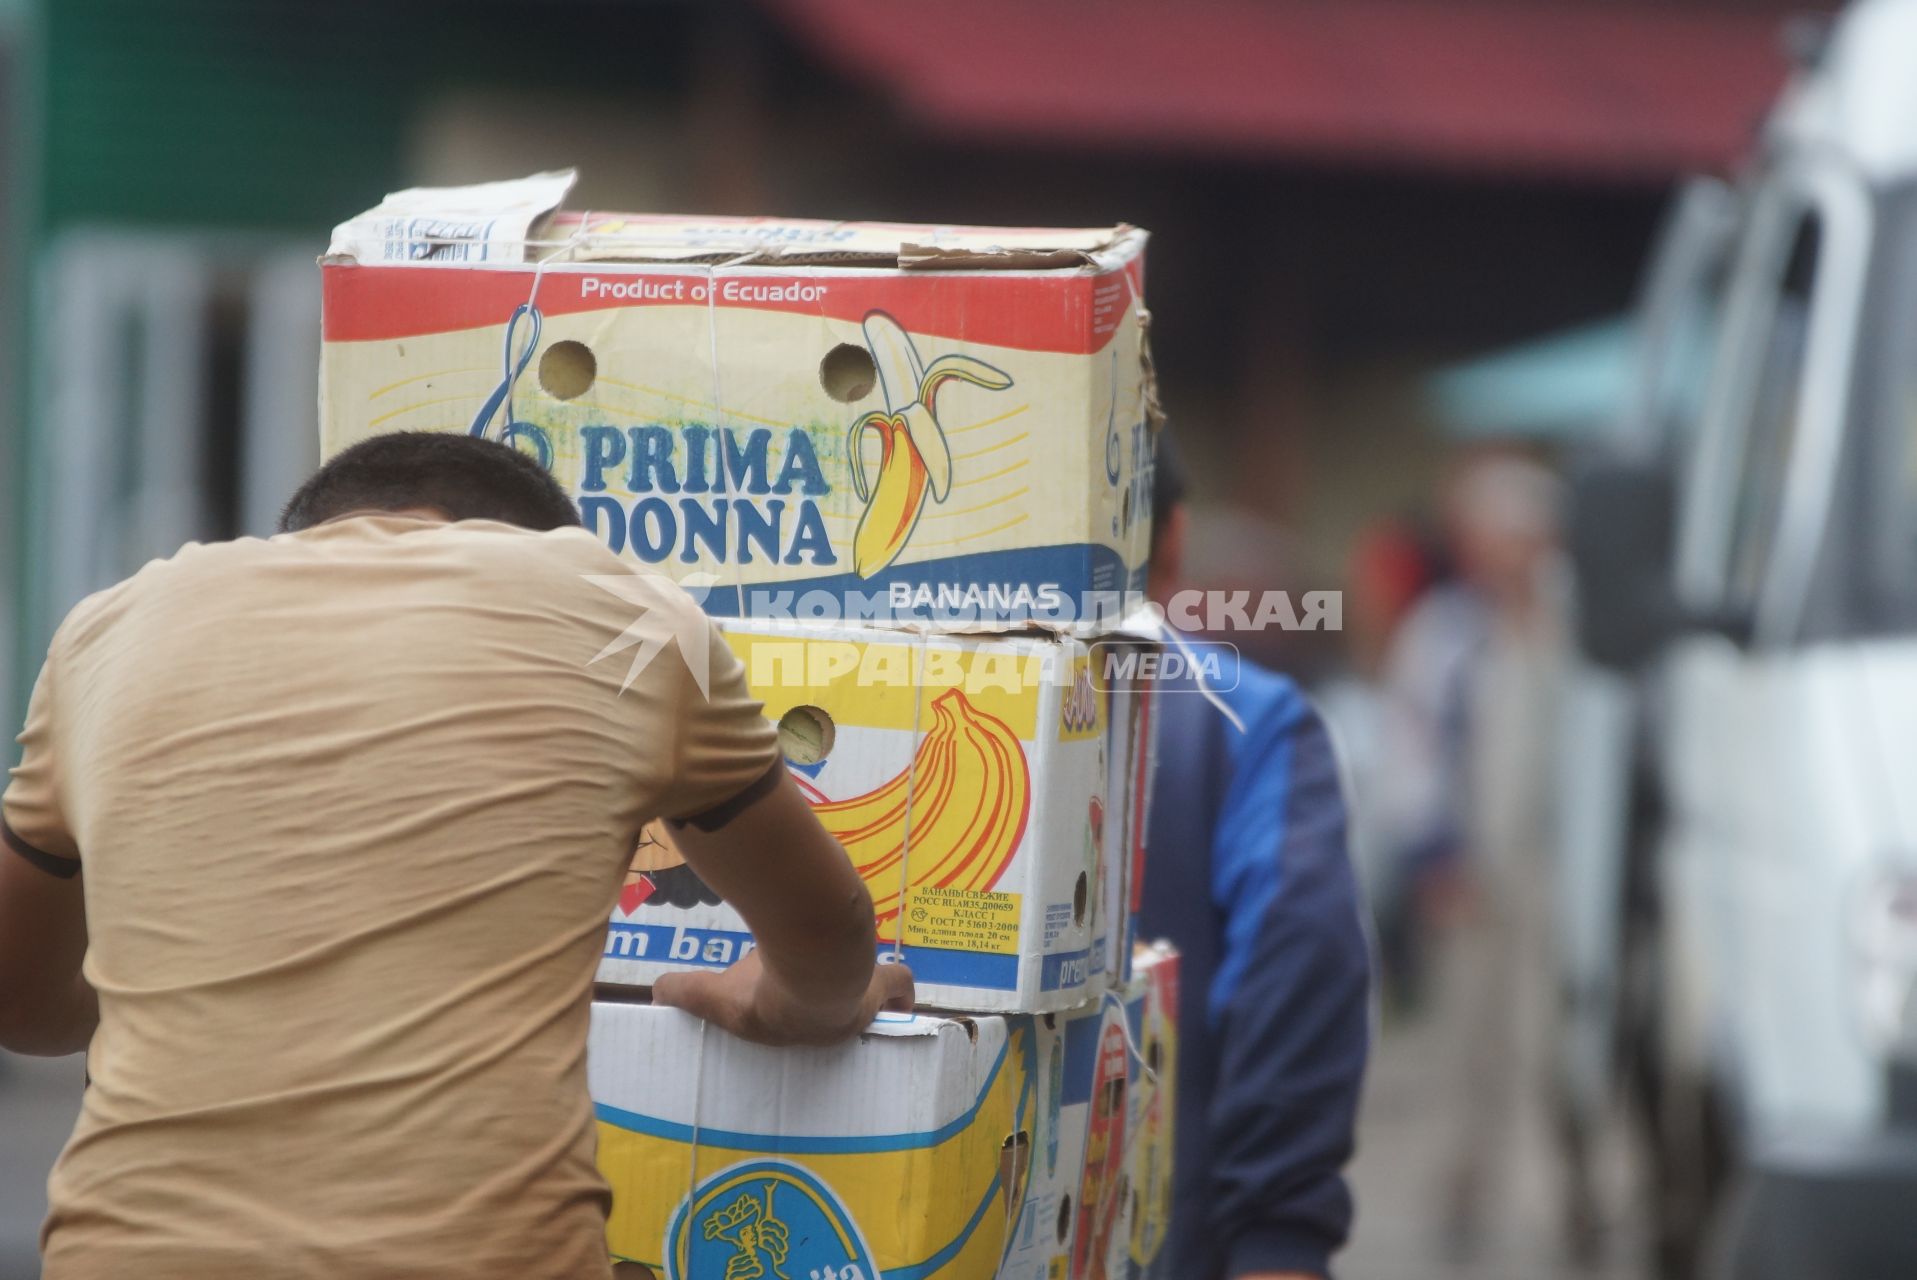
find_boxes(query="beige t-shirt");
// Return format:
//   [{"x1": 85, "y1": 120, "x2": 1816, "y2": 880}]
[{"x1": 2, "y1": 514, "x2": 779, "y2": 1279}]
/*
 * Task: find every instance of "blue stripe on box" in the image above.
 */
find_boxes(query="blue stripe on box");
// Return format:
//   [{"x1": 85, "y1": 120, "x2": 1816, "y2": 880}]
[
  {"x1": 892, "y1": 944, "x2": 1019, "y2": 991},
  {"x1": 1061, "y1": 1011, "x2": 1101, "y2": 1106},
  {"x1": 1039, "y1": 947, "x2": 1093, "y2": 991},
  {"x1": 1127, "y1": 995, "x2": 1146, "y2": 1082},
  {"x1": 603, "y1": 924, "x2": 1022, "y2": 991},
  {"x1": 603, "y1": 921, "x2": 694, "y2": 963},
  {"x1": 594, "y1": 1036, "x2": 1010, "y2": 1154},
  {"x1": 607, "y1": 542, "x2": 1146, "y2": 623},
  {"x1": 887, "y1": 1026, "x2": 1040, "y2": 1280}
]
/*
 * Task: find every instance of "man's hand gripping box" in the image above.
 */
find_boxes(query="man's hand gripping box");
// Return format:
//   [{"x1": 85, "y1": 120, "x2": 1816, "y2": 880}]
[
  {"x1": 600, "y1": 619, "x2": 1154, "y2": 1014},
  {"x1": 320, "y1": 172, "x2": 1156, "y2": 632},
  {"x1": 586, "y1": 945, "x2": 1179, "y2": 1280}
]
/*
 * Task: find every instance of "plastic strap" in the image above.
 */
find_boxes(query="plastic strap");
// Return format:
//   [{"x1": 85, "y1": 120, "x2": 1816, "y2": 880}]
[
  {"x1": 700, "y1": 255, "x2": 759, "y2": 619},
  {"x1": 890, "y1": 632, "x2": 931, "y2": 963},
  {"x1": 1088, "y1": 988, "x2": 1160, "y2": 1255},
  {"x1": 468, "y1": 214, "x2": 593, "y2": 455},
  {"x1": 1154, "y1": 616, "x2": 1245, "y2": 734},
  {"x1": 683, "y1": 1015, "x2": 709, "y2": 1247}
]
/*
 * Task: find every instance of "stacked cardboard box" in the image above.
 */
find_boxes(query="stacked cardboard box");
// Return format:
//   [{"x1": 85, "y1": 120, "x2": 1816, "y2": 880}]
[
  {"x1": 597, "y1": 620, "x2": 1157, "y2": 1014},
  {"x1": 589, "y1": 944, "x2": 1178, "y2": 1280},
  {"x1": 320, "y1": 173, "x2": 1172, "y2": 1279}
]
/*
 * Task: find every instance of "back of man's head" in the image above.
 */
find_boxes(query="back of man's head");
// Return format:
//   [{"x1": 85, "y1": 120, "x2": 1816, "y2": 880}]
[
  {"x1": 1151, "y1": 431, "x2": 1188, "y2": 542},
  {"x1": 1147, "y1": 430, "x2": 1189, "y2": 601},
  {"x1": 279, "y1": 432, "x2": 582, "y2": 534}
]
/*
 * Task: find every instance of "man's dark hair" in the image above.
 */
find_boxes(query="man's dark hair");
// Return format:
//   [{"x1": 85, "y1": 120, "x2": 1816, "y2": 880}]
[
  {"x1": 1151, "y1": 430, "x2": 1188, "y2": 539},
  {"x1": 279, "y1": 432, "x2": 582, "y2": 533}
]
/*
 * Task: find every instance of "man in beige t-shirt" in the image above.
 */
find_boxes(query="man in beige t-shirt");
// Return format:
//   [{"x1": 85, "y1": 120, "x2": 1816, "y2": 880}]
[{"x1": 0, "y1": 432, "x2": 910, "y2": 1279}]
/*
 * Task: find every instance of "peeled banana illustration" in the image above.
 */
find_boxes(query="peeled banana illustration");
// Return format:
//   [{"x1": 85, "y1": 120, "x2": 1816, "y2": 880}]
[
  {"x1": 849, "y1": 312, "x2": 1013, "y2": 577},
  {"x1": 621, "y1": 688, "x2": 1032, "y2": 932}
]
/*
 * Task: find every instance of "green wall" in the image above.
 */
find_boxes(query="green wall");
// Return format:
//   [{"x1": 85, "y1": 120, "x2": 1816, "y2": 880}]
[{"x1": 10, "y1": 0, "x2": 701, "y2": 747}]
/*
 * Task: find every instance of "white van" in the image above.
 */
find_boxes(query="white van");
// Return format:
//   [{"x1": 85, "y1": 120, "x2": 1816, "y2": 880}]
[{"x1": 1569, "y1": 1, "x2": 1917, "y2": 1274}]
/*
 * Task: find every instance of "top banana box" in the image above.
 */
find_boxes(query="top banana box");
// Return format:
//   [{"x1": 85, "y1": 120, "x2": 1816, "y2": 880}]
[{"x1": 320, "y1": 171, "x2": 1155, "y2": 633}]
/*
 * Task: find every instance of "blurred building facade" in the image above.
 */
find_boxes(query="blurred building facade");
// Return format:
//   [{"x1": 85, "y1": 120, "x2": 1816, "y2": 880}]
[{"x1": 1, "y1": 0, "x2": 1824, "y2": 732}]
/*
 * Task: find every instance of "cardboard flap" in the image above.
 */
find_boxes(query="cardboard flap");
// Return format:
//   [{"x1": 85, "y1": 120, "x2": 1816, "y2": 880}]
[
  {"x1": 860, "y1": 1009, "x2": 960, "y2": 1038},
  {"x1": 327, "y1": 175, "x2": 1135, "y2": 271},
  {"x1": 541, "y1": 212, "x2": 1130, "y2": 268},
  {"x1": 326, "y1": 170, "x2": 576, "y2": 264},
  {"x1": 897, "y1": 243, "x2": 1099, "y2": 272}
]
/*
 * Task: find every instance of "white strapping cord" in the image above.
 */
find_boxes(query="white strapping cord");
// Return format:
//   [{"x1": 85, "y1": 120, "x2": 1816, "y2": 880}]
[
  {"x1": 468, "y1": 215, "x2": 594, "y2": 447},
  {"x1": 524, "y1": 210, "x2": 591, "y2": 325},
  {"x1": 1088, "y1": 989, "x2": 1160, "y2": 1257},
  {"x1": 701, "y1": 253, "x2": 760, "y2": 621},
  {"x1": 682, "y1": 1016, "x2": 710, "y2": 1249},
  {"x1": 888, "y1": 631, "x2": 931, "y2": 964},
  {"x1": 1152, "y1": 614, "x2": 1245, "y2": 734}
]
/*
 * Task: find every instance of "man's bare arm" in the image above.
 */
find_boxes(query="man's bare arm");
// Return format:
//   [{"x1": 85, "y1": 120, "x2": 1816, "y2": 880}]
[
  {"x1": 651, "y1": 765, "x2": 912, "y2": 1044},
  {"x1": 0, "y1": 838, "x2": 95, "y2": 1056}
]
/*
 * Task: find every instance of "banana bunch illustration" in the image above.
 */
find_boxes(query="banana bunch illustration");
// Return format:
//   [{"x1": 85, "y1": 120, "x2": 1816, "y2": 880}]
[
  {"x1": 621, "y1": 688, "x2": 1030, "y2": 928},
  {"x1": 806, "y1": 687, "x2": 1031, "y2": 926},
  {"x1": 849, "y1": 312, "x2": 1013, "y2": 577}
]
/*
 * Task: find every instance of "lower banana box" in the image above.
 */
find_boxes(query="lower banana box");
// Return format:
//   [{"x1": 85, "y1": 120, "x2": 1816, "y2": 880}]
[
  {"x1": 599, "y1": 619, "x2": 1155, "y2": 1014},
  {"x1": 588, "y1": 945, "x2": 1179, "y2": 1280},
  {"x1": 1116, "y1": 943, "x2": 1177, "y2": 1280}
]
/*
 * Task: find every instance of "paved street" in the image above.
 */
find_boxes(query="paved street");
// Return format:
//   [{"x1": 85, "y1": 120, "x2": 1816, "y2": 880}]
[
  {"x1": 1, "y1": 1012, "x2": 1647, "y2": 1280},
  {"x1": 1343, "y1": 1008, "x2": 1648, "y2": 1280}
]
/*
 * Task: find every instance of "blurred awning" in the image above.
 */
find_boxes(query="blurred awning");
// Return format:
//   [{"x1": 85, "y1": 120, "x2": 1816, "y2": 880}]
[
  {"x1": 760, "y1": 0, "x2": 1800, "y2": 179},
  {"x1": 1427, "y1": 317, "x2": 1632, "y2": 439}
]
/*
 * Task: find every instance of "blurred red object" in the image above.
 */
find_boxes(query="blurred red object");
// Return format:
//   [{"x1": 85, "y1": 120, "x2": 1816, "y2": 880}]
[
  {"x1": 764, "y1": 0, "x2": 1807, "y2": 179},
  {"x1": 1354, "y1": 521, "x2": 1441, "y2": 632}
]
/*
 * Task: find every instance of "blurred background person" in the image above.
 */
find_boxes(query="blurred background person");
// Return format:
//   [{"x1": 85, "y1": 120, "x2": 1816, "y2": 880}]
[
  {"x1": 1140, "y1": 435, "x2": 1373, "y2": 1280},
  {"x1": 1448, "y1": 453, "x2": 1573, "y2": 1259},
  {"x1": 1369, "y1": 450, "x2": 1573, "y2": 1259},
  {"x1": 1325, "y1": 516, "x2": 1460, "y2": 1011}
]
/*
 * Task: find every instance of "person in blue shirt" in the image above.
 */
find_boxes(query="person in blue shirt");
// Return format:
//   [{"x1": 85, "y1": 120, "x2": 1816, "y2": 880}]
[{"x1": 1138, "y1": 438, "x2": 1373, "y2": 1280}]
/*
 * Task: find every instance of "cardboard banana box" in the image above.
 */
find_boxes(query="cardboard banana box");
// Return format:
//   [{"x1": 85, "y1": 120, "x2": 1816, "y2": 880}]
[
  {"x1": 998, "y1": 946, "x2": 1179, "y2": 1280},
  {"x1": 320, "y1": 171, "x2": 1156, "y2": 633},
  {"x1": 1099, "y1": 659, "x2": 1159, "y2": 994},
  {"x1": 587, "y1": 946, "x2": 1178, "y2": 1280},
  {"x1": 601, "y1": 620, "x2": 1153, "y2": 1014},
  {"x1": 1118, "y1": 944, "x2": 1179, "y2": 1280}
]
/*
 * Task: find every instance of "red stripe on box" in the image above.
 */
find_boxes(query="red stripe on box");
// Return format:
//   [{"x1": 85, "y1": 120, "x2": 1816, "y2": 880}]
[{"x1": 321, "y1": 264, "x2": 1122, "y2": 354}]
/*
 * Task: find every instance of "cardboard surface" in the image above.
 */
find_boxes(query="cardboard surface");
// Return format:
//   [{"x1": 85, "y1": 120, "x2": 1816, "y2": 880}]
[
  {"x1": 587, "y1": 946, "x2": 1179, "y2": 1280},
  {"x1": 1098, "y1": 657, "x2": 1159, "y2": 992},
  {"x1": 320, "y1": 173, "x2": 1155, "y2": 632},
  {"x1": 600, "y1": 620, "x2": 1154, "y2": 1014},
  {"x1": 1120, "y1": 944, "x2": 1179, "y2": 1280}
]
